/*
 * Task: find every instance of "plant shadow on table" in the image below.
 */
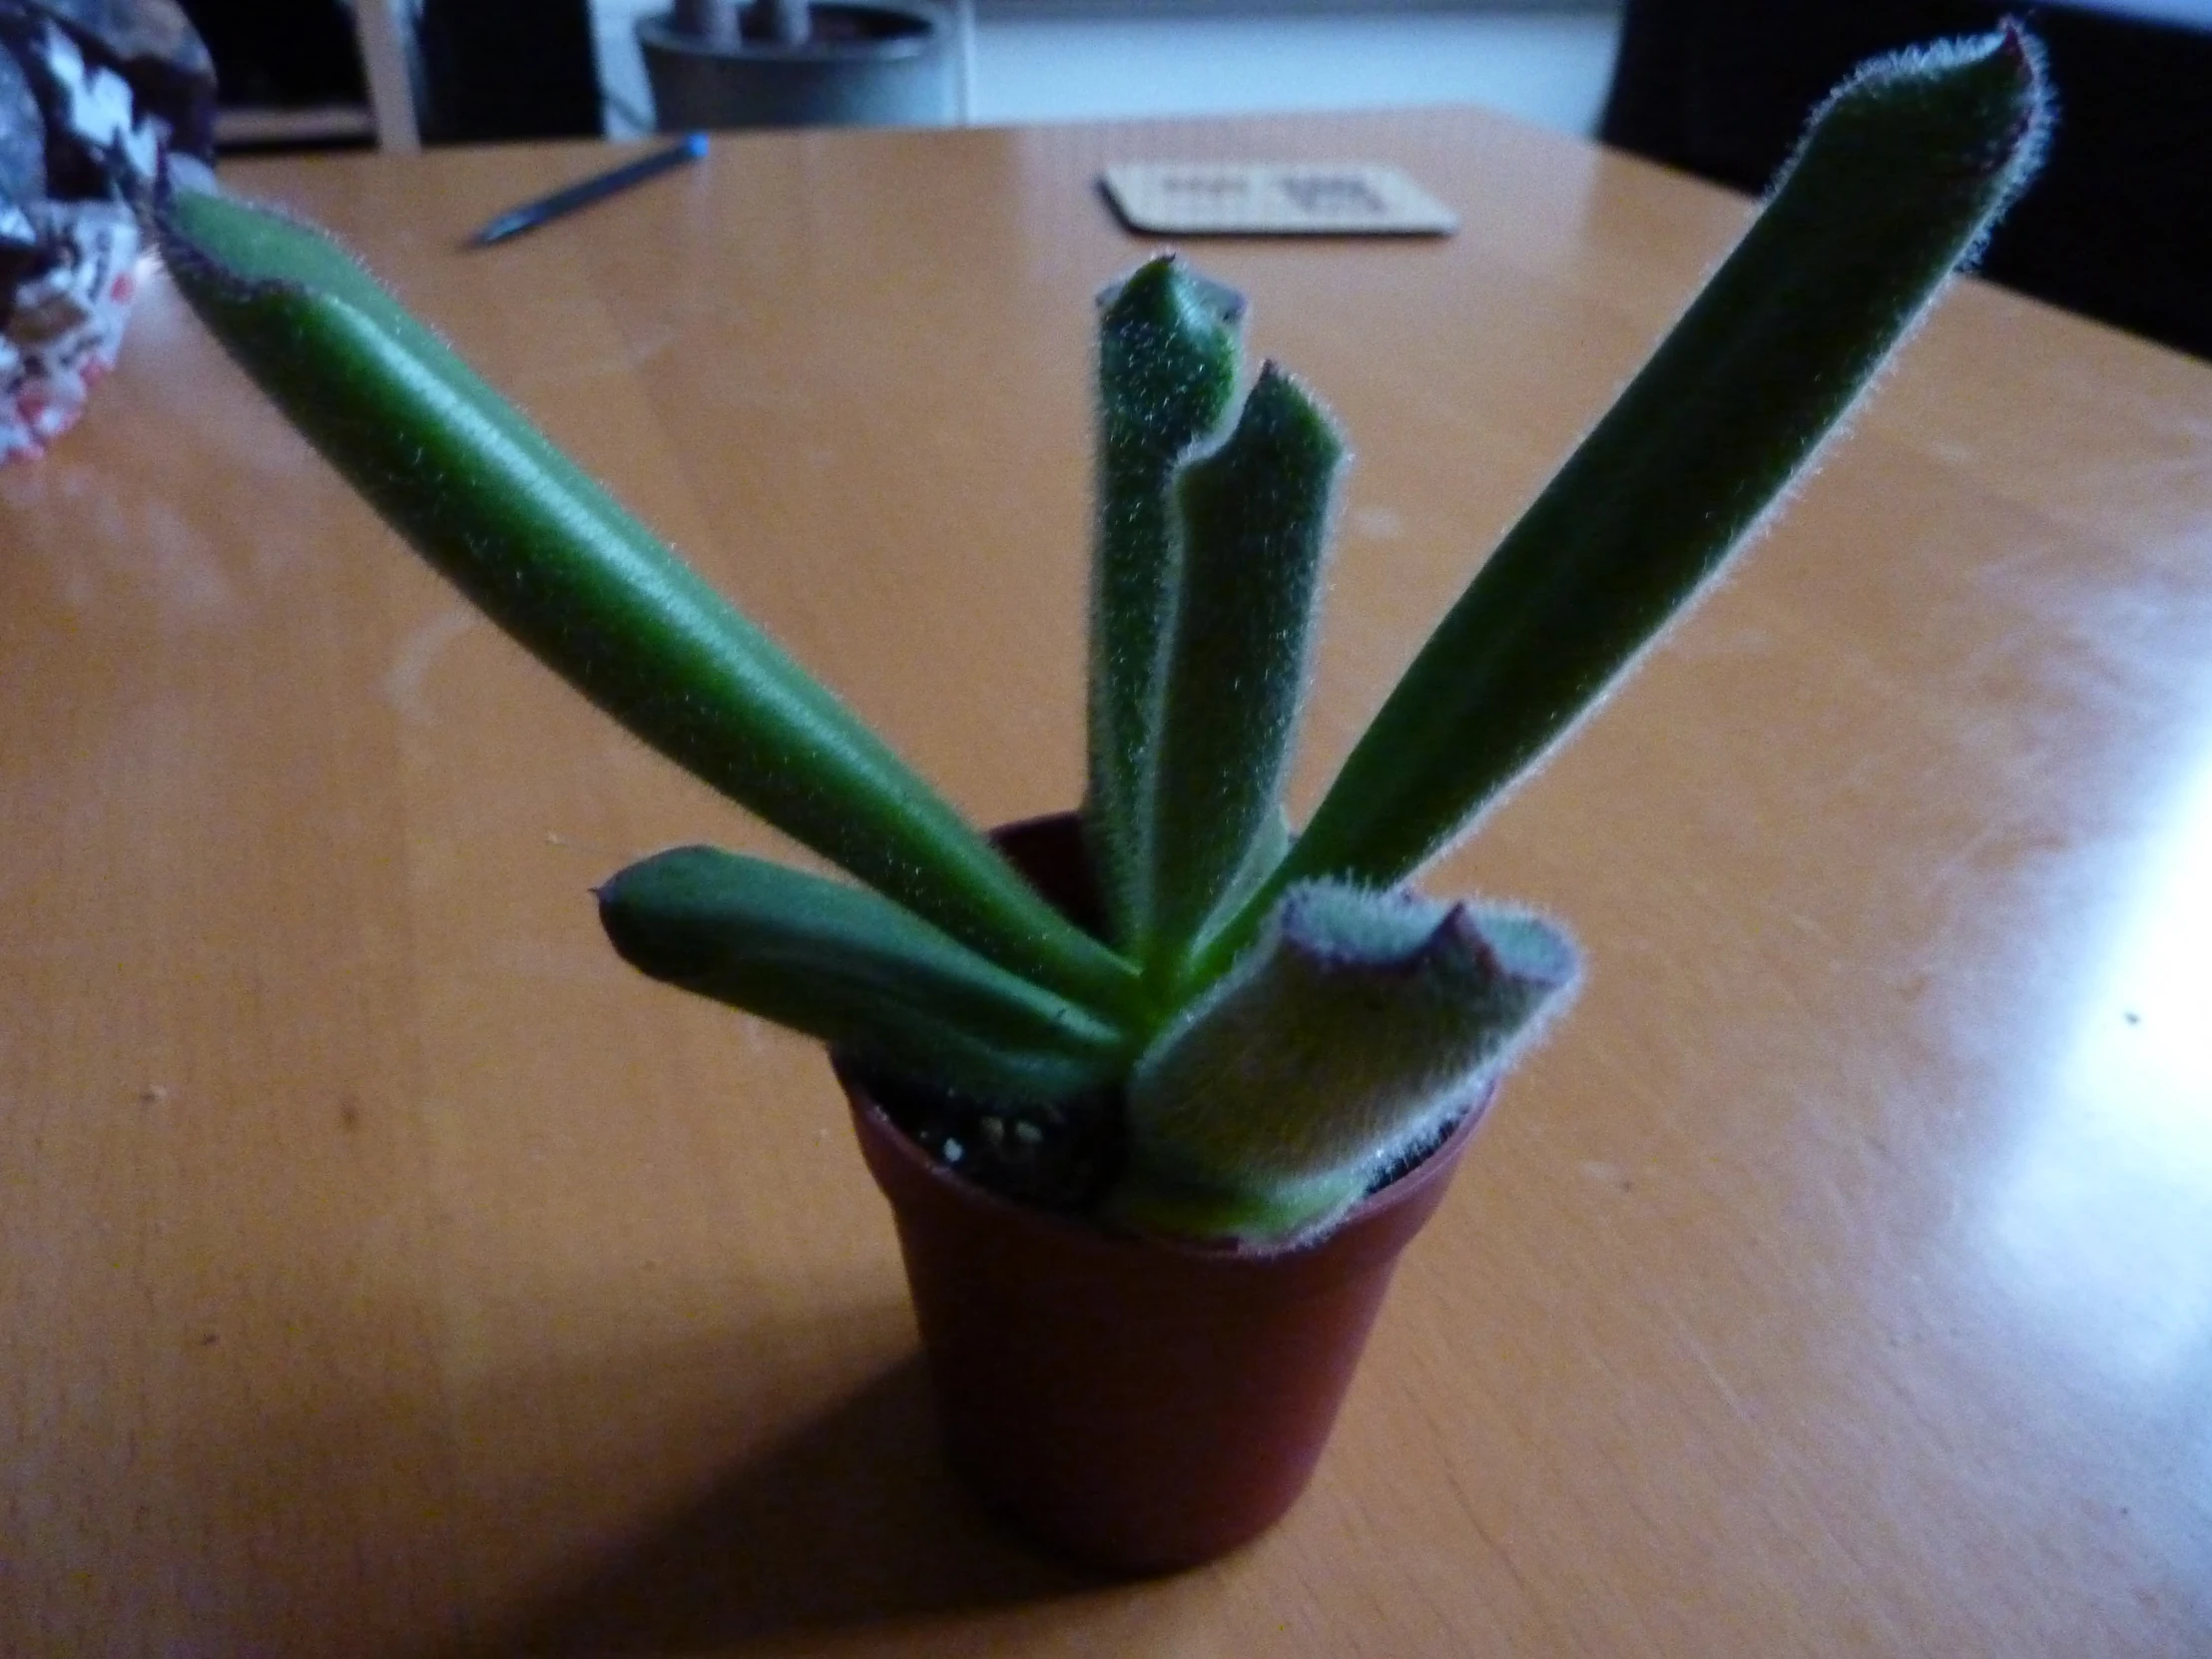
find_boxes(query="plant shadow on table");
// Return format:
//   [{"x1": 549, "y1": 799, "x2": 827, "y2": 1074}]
[{"x1": 447, "y1": 1346, "x2": 1102, "y2": 1657}]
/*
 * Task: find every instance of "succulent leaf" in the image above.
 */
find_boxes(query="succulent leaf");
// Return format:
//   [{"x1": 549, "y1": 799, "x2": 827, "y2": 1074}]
[
  {"x1": 1110, "y1": 881, "x2": 1579, "y2": 1243},
  {"x1": 1146, "y1": 363, "x2": 1344, "y2": 969},
  {"x1": 1205, "y1": 26, "x2": 2049, "y2": 971},
  {"x1": 599, "y1": 846, "x2": 1130, "y2": 1103},
  {"x1": 1086, "y1": 255, "x2": 1245, "y2": 953},
  {"x1": 1213, "y1": 806, "x2": 1293, "y2": 936},
  {"x1": 156, "y1": 187, "x2": 1138, "y2": 1019}
]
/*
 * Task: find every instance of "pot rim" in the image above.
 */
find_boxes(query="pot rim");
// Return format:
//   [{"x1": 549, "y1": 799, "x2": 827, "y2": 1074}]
[{"x1": 837, "y1": 1054, "x2": 1496, "y2": 1270}]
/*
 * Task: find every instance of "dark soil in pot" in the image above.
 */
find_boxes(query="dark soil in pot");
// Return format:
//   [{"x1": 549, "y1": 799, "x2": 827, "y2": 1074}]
[{"x1": 844, "y1": 813, "x2": 1470, "y2": 1214}]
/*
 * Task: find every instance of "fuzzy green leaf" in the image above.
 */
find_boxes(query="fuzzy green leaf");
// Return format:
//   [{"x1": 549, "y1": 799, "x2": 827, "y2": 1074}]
[
  {"x1": 1214, "y1": 806, "x2": 1293, "y2": 934},
  {"x1": 1086, "y1": 255, "x2": 1245, "y2": 952},
  {"x1": 599, "y1": 846, "x2": 1130, "y2": 1103},
  {"x1": 1207, "y1": 27, "x2": 2048, "y2": 967},
  {"x1": 158, "y1": 188, "x2": 1137, "y2": 1018},
  {"x1": 1145, "y1": 363, "x2": 1344, "y2": 969},
  {"x1": 1110, "y1": 881, "x2": 1578, "y2": 1243}
]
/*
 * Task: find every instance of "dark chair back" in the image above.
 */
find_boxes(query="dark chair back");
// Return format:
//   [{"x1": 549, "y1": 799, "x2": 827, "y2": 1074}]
[
  {"x1": 1602, "y1": 1, "x2": 2212, "y2": 359},
  {"x1": 416, "y1": 0, "x2": 603, "y2": 145}
]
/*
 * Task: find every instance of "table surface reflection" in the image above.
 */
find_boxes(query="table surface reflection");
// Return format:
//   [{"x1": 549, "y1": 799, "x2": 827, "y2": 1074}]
[{"x1": 3, "y1": 108, "x2": 2209, "y2": 1657}]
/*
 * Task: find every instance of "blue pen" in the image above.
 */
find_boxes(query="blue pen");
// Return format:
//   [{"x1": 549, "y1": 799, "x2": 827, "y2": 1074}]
[{"x1": 468, "y1": 133, "x2": 710, "y2": 249}]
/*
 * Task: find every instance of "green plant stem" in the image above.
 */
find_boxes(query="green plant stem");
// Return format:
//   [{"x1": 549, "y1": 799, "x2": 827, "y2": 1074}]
[
  {"x1": 158, "y1": 188, "x2": 1139, "y2": 1020},
  {"x1": 1086, "y1": 257, "x2": 1244, "y2": 953},
  {"x1": 600, "y1": 847, "x2": 1130, "y2": 1102},
  {"x1": 1144, "y1": 362, "x2": 1342, "y2": 972},
  {"x1": 1193, "y1": 26, "x2": 2046, "y2": 986}
]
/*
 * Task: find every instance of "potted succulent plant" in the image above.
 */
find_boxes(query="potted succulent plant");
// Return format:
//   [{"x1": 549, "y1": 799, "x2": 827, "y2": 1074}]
[{"x1": 152, "y1": 28, "x2": 2045, "y2": 1573}]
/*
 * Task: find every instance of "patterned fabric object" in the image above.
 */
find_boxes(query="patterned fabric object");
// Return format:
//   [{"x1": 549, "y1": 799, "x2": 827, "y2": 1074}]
[{"x1": 0, "y1": 0, "x2": 212, "y2": 461}]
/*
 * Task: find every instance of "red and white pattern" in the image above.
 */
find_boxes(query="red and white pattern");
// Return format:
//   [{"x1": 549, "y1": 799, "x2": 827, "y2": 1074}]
[
  {"x1": 1, "y1": 196, "x2": 139, "y2": 461},
  {"x1": 1, "y1": 6, "x2": 207, "y2": 463}
]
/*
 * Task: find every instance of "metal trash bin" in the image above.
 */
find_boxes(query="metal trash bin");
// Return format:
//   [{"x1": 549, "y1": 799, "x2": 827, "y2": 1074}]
[{"x1": 638, "y1": 2, "x2": 955, "y2": 132}]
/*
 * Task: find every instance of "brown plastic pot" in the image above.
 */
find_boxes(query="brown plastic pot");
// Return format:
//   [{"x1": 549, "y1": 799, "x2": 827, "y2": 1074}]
[{"x1": 839, "y1": 814, "x2": 1495, "y2": 1574}]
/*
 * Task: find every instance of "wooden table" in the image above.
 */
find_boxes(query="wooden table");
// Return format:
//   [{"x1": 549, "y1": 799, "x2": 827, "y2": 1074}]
[{"x1": 5, "y1": 110, "x2": 2209, "y2": 1657}]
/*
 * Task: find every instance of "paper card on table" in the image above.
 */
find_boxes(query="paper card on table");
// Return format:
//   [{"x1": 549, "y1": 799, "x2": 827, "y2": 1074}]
[{"x1": 1101, "y1": 163, "x2": 1457, "y2": 238}]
